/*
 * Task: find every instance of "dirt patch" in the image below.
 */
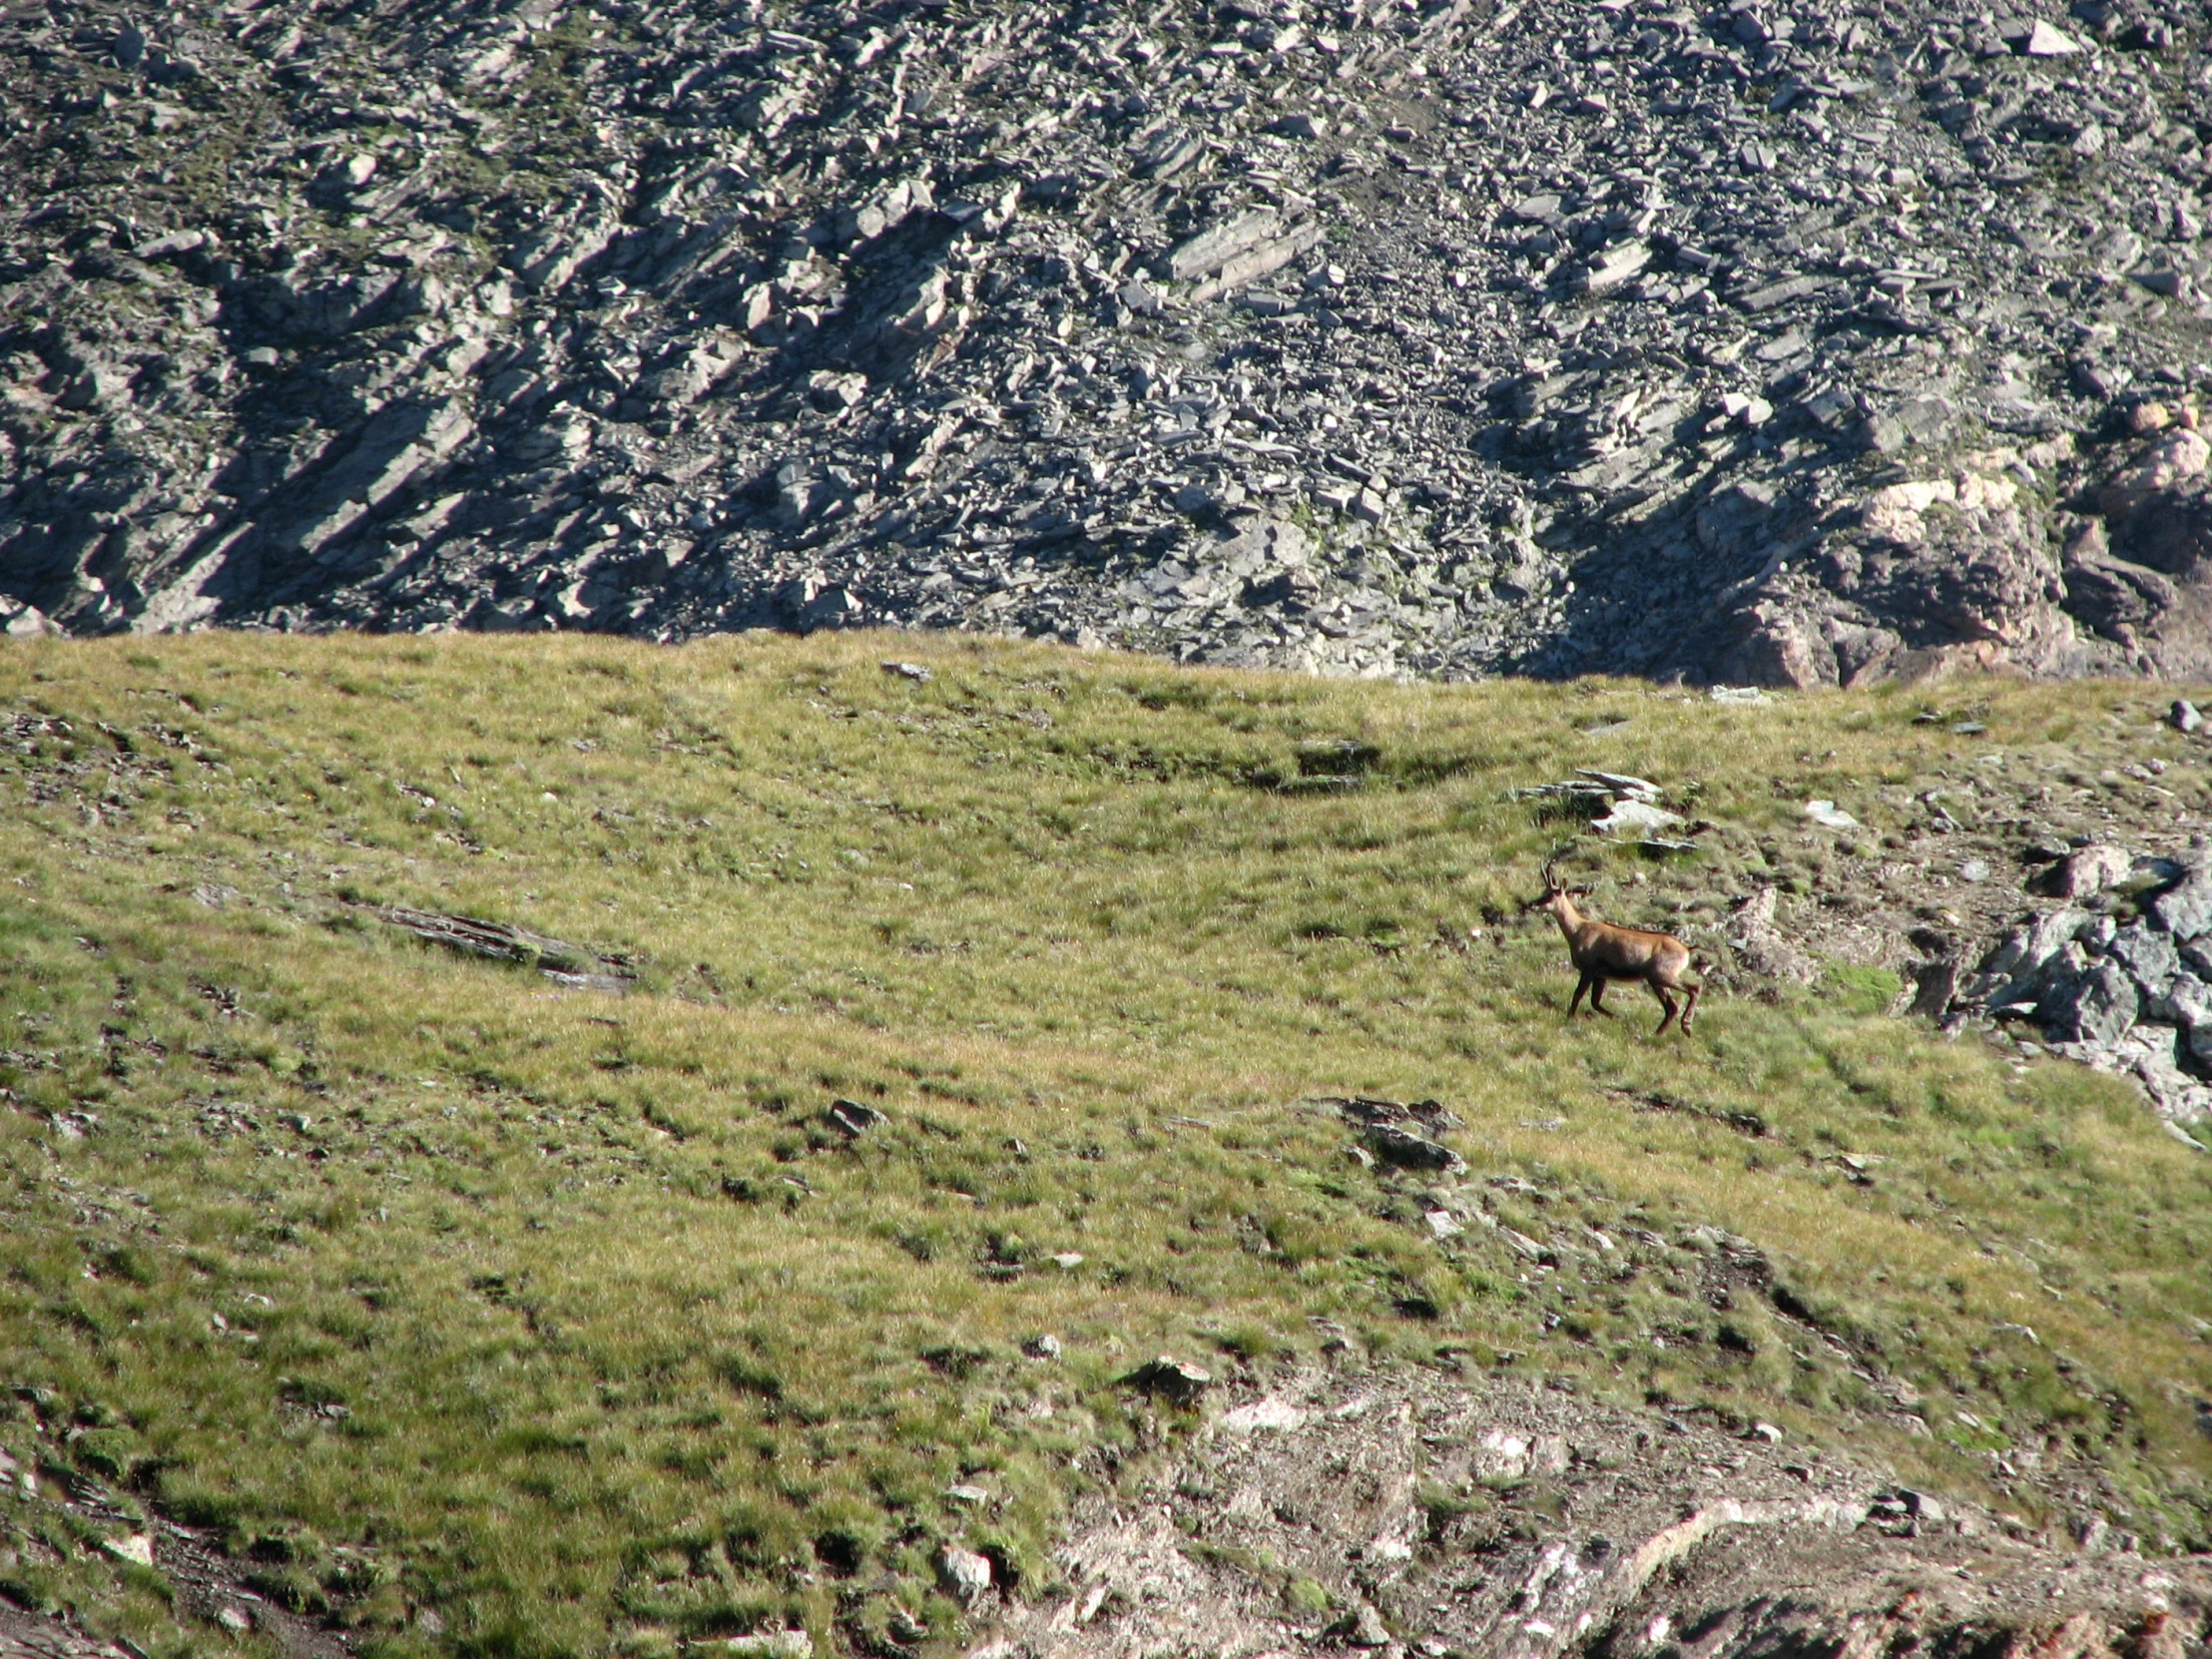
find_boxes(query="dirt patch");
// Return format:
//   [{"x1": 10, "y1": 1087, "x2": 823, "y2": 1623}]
[{"x1": 0, "y1": 1463, "x2": 354, "y2": 1659}]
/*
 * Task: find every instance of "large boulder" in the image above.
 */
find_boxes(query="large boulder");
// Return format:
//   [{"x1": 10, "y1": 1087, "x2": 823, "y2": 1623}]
[
  {"x1": 1709, "y1": 465, "x2": 2085, "y2": 687},
  {"x1": 2106, "y1": 922, "x2": 2184, "y2": 1016},
  {"x1": 2036, "y1": 956, "x2": 2139, "y2": 1048},
  {"x1": 1968, "y1": 908, "x2": 2089, "y2": 1008},
  {"x1": 2166, "y1": 977, "x2": 2212, "y2": 1067},
  {"x1": 2148, "y1": 851, "x2": 2212, "y2": 941},
  {"x1": 2060, "y1": 429, "x2": 2212, "y2": 676}
]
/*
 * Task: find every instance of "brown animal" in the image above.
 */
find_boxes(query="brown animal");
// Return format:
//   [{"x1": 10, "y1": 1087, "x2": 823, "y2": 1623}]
[{"x1": 1522, "y1": 860, "x2": 1701, "y2": 1035}]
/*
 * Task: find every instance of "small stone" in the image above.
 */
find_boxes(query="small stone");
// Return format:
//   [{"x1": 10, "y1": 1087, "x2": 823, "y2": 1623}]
[
  {"x1": 216, "y1": 1608, "x2": 253, "y2": 1633},
  {"x1": 1117, "y1": 277, "x2": 1167, "y2": 317},
  {"x1": 945, "y1": 1482, "x2": 989, "y2": 1506},
  {"x1": 724, "y1": 1630, "x2": 813, "y2": 1659},
  {"x1": 1750, "y1": 1421, "x2": 1784, "y2": 1442},
  {"x1": 1049, "y1": 1252, "x2": 1085, "y2": 1270},
  {"x1": 880, "y1": 660, "x2": 933, "y2": 682},
  {"x1": 2022, "y1": 20, "x2": 2084, "y2": 55},
  {"x1": 805, "y1": 369, "x2": 868, "y2": 411},
  {"x1": 939, "y1": 1545, "x2": 994, "y2": 1603},
  {"x1": 1339, "y1": 1601, "x2": 1391, "y2": 1647},
  {"x1": 1022, "y1": 1334, "x2": 1062, "y2": 1360},
  {"x1": 826, "y1": 1098, "x2": 887, "y2": 1136},
  {"x1": 2173, "y1": 700, "x2": 2204, "y2": 734},
  {"x1": 1959, "y1": 859, "x2": 1990, "y2": 883},
  {"x1": 1127, "y1": 1354, "x2": 1212, "y2": 1400},
  {"x1": 1805, "y1": 800, "x2": 1859, "y2": 830},
  {"x1": 103, "y1": 1534, "x2": 154, "y2": 1567}
]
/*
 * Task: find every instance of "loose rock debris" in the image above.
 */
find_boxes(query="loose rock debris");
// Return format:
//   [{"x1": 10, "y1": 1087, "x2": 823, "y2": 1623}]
[
  {"x1": 1326, "y1": 1095, "x2": 1469, "y2": 1174},
  {"x1": 1951, "y1": 842, "x2": 2212, "y2": 1137},
  {"x1": 373, "y1": 905, "x2": 636, "y2": 992},
  {"x1": 980, "y1": 1371, "x2": 2212, "y2": 1659},
  {"x1": 13, "y1": 0, "x2": 2212, "y2": 688}
]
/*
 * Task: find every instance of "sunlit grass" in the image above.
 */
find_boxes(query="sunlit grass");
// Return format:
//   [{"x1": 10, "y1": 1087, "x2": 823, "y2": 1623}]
[{"x1": 0, "y1": 632, "x2": 2207, "y2": 1658}]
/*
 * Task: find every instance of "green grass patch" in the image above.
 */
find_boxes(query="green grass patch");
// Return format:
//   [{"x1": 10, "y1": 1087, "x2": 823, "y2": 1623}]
[{"x1": 0, "y1": 633, "x2": 2206, "y2": 1657}]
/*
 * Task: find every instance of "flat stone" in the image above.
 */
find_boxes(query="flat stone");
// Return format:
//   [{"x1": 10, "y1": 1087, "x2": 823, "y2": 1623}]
[
  {"x1": 103, "y1": 1534, "x2": 154, "y2": 1567},
  {"x1": 1363, "y1": 1123, "x2": 1467, "y2": 1174},
  {"x1": 1738, "y1": 275, "x2": 1832, "y2": 313},
  {"x1": 1590, "y1": 799, "x2": 1686, "y2": 835},
  {"x1": 1165, "y1": 210, "x2": 1283, "y2": 282},
  {"x1": 1127, "y1": 1354, "x2": 1213, "y2": 1400},
  {"x1": 724, "y1": 1633, "x2": 813, "y2": 1659}
]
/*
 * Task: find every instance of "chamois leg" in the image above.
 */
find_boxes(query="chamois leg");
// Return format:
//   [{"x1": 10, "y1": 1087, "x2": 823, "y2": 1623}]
[
  {"x1": 1588, "y1": 977, "x2": 1616, "y2": 1017},
  {"x1": 1679, "y1": 980, "x2": 1700, "y2": 1033},
  {"x1": 1649, "y1": 977, "x2": 1679, "y2": 1036},
  {"x1": 1568, "y1": 973, "x2": 1594, "y2": 1016}
]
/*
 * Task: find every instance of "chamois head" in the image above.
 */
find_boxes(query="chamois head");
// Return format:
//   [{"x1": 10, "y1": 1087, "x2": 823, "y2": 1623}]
[{"x1": 1521, "y1": 859, "x2": 1592, "y2": 919}]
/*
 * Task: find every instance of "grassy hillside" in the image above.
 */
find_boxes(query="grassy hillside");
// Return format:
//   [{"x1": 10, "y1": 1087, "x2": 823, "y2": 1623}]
[{"x1": 1, "y1": 631, "x2": 2208, "y2": 1659}]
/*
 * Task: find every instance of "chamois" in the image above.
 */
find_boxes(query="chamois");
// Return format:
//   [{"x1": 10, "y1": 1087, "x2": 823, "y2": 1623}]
[{"x1": 1522, "y1": 861, "x2": 1701, "y2": 1035}]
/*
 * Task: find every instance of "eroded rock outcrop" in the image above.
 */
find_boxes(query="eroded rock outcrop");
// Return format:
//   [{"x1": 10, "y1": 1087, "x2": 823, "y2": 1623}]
[{"x1": 977, "y1": 1371, "x2": 2212, "y2": 1659}]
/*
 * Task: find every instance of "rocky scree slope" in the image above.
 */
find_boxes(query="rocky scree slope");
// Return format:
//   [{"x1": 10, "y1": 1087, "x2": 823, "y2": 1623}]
[{"x1": 16, "y1": 0, "x2": 2212, "y2": 681}]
